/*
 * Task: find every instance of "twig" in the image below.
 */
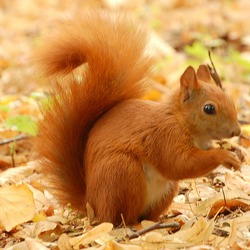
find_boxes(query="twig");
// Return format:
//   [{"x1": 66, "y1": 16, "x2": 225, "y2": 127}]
[
  {"x1": 207, "y1": 50, "x2": 223, "y2": 89},
  {"x1": 0, "y1": 134, "x2": 28, "y2": 146},
  {"x1": 221, "y1": 186, "x2": 227, "y2": 208},
  {"x1": 120, "y1": 213, "x2": 129, "y2": 237},
  {"x1": 128, "y1": 221, "x2": 180, "y2": 240},
  {"x1": 10, "y1": 149, "x2": 15, "y2": 168}
]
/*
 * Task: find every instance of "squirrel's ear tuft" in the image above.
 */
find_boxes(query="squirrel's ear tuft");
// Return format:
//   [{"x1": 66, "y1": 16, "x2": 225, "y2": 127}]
[
  {"x1": 197, "y1": 64, "x2": 212, "y2": 83},
  {"x1": 180, "y1": 66, "x2": 199, "y2": 101}
]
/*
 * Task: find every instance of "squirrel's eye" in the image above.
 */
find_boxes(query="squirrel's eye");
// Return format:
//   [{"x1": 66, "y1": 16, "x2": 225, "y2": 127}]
[{"x1": 204, "y1": 104, "x2": 216, "y2": 115}]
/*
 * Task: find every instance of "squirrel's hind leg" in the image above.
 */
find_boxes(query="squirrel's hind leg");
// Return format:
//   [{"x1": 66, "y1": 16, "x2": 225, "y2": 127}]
[{"x1": 85, "y1": 154, "x2": 146, "y2": 226}]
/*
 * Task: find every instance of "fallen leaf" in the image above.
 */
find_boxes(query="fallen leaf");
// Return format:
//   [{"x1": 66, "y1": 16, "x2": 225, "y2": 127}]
[
  {"x1": 14, "y1": 220, "x2": 59, "y2": 240},
  {"x1": 163, "y1": 217, "x2": 214, "y2": 245},
  {"x1": 225, "y1": 171, "x2": 250, "y2": 194},
  {"x1": 195, "y1": 190, "x2": 250, "y2": 216},
  {"x1": 228, "y1": 212, "x2": 250, "y2": 247},
  {"x1": 208, "y1": 199, "x2": 249, "y2": 219},
  {"x1": 69, "y1": 222, "x2": 113, "y2": 249},
  {"x1": 86, "y1": 202, "x2": 95, "y2": 224},
  {"x1": 110, "y1": 240, "x2": 142, "y2": 250},
  {"x1": 0, "y1": 184, "x2": 35, "y2": 232},
  {"x1": 25, "y1": 237, "x2": 49, "y2": 250},
  {"x1": 58, "y1": 233, "x2": 74, "y2": 250},
  {"x1": 0, "y1": 163, "x2": 36, "y2": 185},
  {"x1": 143, "y1": 231, "x2": 163, "y2": 243},
  {"x1": 32, "y1": 210, "x2": 47, "y2": 222}
]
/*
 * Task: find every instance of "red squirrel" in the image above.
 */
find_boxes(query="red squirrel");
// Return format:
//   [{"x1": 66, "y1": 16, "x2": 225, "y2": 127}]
[{"x1": 36, "y1": 12, "x2": 241, "y2": 226}]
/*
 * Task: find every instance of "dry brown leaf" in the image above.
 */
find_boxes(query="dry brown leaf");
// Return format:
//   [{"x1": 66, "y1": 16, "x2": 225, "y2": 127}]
[
  {"x1": 195, "y1": 190, "x2": 250, "y2": 216},
  {"x1": 208, "y1": 199, "x2": 249, "y2": 219},
  {"x1": 188, "y1": 182, "x2": 217, "y2": 202},
  {"x1": 228, "y1": 212, "x2": 250, "y2": 247},
  {"x1": 143, "y1": 231, "x2": 163, "y2": 243},
  {"x1": 4, "y1": 241, "x2": 29, "y2": 250},
  {"x1": 69, "y1": 222, "x2": 113, "y2": 249},
  {"x1": 4, "y1": 238, "x2": 49, "y2": 250},
  {"x1": 86, "y1": 202, "x2": 95, "y2": 224},
  {"x1": 47, "y1": 214, "x2": 68, "y2": 224},
  {"x1": 58, "y1": 233, "x2": 74, "y2": 250},
  {"x1": 169, "y1": 201, "x2": 195, "y2": 217},
  {"x1": 0, "y1": 162, "x2": 36, "y2": 185},
  {"x1": 0, "y1": 159, "x2": 11, "y2": 171},
  {"x1": 0, "y1": 183, "x2": 35, "y2": 232},
  {"x1": 186, "y1": 246, "x2": 215, "y2": 250},
  {"x1": 27, "y1": 184, "x2": 52, "y2": 212},
  {"x1": 163, "y1": 217, "x2": 214, "y2": 246},
  {"x1": 225, "y1": 171, "x2": 250, "y2": 194},
  {"x1": 240, "y1": 166, "x2": 250, "y2": 191},
  {"x1": 195, "y1": 191, "x2": 250, "y2": 248},
  {"x1": 24, "y1": 237, "x2": 49, "y2": 250},
  {"x1": 13, "y1": 220, "x2": 59, "y2": 240},
  {"x1": 110, "y1": 240, "x2": 142, "y2": 250}
]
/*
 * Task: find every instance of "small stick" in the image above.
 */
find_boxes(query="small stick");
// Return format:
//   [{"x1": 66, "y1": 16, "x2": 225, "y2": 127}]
[
  {"x1": 0, "y1": 134, "x2": 28, "y2": 146},
  {"x1": 221, "y1": 186, "x2": 227, "y2": 208},
  {"x1": 207, "y1": 50, "x2": 223, "y2": 89},
  {"x1": 128, "y1": 221, "x2": 180, "y2": 240}
]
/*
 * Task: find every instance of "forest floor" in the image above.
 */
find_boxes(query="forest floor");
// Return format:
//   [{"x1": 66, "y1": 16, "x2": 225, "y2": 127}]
[{"x1": 0, "y1": 0, "x2": 250, "y2": 249}]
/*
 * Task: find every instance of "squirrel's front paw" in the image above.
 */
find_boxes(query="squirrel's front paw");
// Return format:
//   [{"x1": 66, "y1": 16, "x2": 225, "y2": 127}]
[
  {"x1": 223, "y1": 151, "x2": 242, "y2": 171},
  {"x1": 218, "y1": 141, "x2": 245, "y2": 171}
]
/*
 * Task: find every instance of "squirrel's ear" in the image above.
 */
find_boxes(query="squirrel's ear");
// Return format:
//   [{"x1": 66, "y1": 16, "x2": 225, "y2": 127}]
[
  {"x1": 197, "y1": 64, "x2": 212, "y2": 83},
  {"x1": 180, "y1": 66, "x2": 198, "y2": 89},
  {"x1": 180, "y1": 66, "x2": 199, "y2": 100},
  {"x1": 181, "y1": 66, "x2": 198, "y2": 89}
]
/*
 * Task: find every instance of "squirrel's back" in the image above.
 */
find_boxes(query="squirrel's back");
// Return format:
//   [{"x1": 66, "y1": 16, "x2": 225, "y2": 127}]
[{"x1": 35, "y1": 12, "x2": 152, "y2": 209}]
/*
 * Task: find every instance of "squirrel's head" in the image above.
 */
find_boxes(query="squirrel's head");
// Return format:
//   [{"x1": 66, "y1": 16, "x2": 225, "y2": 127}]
[{"x1": 179, "y1": 65, "x2": 241, "y2": 148}]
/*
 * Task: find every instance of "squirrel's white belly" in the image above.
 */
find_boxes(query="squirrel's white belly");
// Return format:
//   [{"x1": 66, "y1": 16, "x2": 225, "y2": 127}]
[{"x1": 142, "y1": 163, "x2": 175, "y2": 212}]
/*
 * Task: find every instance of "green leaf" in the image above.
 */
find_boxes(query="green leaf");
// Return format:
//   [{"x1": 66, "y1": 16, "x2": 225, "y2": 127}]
[
  {"x1": 229, "y1": 50, "x2": 250, "y2": 71},
  {"x1": 184, "y1": 41, "x2": 208, "y2": 61},
  {"x1": 5, "y1": 115, "x2": 38, "y2": 136},
  {"x1": 0, "y1": 105, "x2": 10, "y2": 112}
]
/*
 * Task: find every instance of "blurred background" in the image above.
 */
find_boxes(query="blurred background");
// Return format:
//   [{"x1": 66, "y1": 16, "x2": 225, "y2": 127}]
[
  {"x1": 0, "y1": 0, "x2": 250, "y2": 94},
  {"x1": 0, "y1": 0, "x2": 249, "y2": 154}
]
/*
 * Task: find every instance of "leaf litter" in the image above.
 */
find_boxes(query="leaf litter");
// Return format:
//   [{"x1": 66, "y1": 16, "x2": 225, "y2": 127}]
[{"x1": 0, "y1": 0, "x2": 250, "y2": 249}]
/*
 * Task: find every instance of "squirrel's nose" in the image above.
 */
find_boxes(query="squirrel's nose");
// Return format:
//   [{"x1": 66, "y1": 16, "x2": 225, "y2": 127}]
[{"x1": 231, "y1": 124, "x2": 241, "y2": 137}]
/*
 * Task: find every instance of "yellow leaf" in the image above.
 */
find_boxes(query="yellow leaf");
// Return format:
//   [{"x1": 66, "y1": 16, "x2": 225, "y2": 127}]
[
  {"x1": 0, "y1": 184, "x2": 35, "y2": 232},
  {"x1": 32, "y1": 210, "x2": 47, "y2": 222}
]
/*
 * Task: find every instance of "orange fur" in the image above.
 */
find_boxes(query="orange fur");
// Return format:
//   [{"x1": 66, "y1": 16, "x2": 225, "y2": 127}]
[{"x1": 36, "y1": 11, "x2": 241, "y2": 226}]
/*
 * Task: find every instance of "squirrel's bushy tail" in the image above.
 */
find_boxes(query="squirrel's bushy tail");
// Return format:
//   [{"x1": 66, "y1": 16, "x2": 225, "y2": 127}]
[{"x1": 35, "y1": 12, "x2": 152, "y2": 209}]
